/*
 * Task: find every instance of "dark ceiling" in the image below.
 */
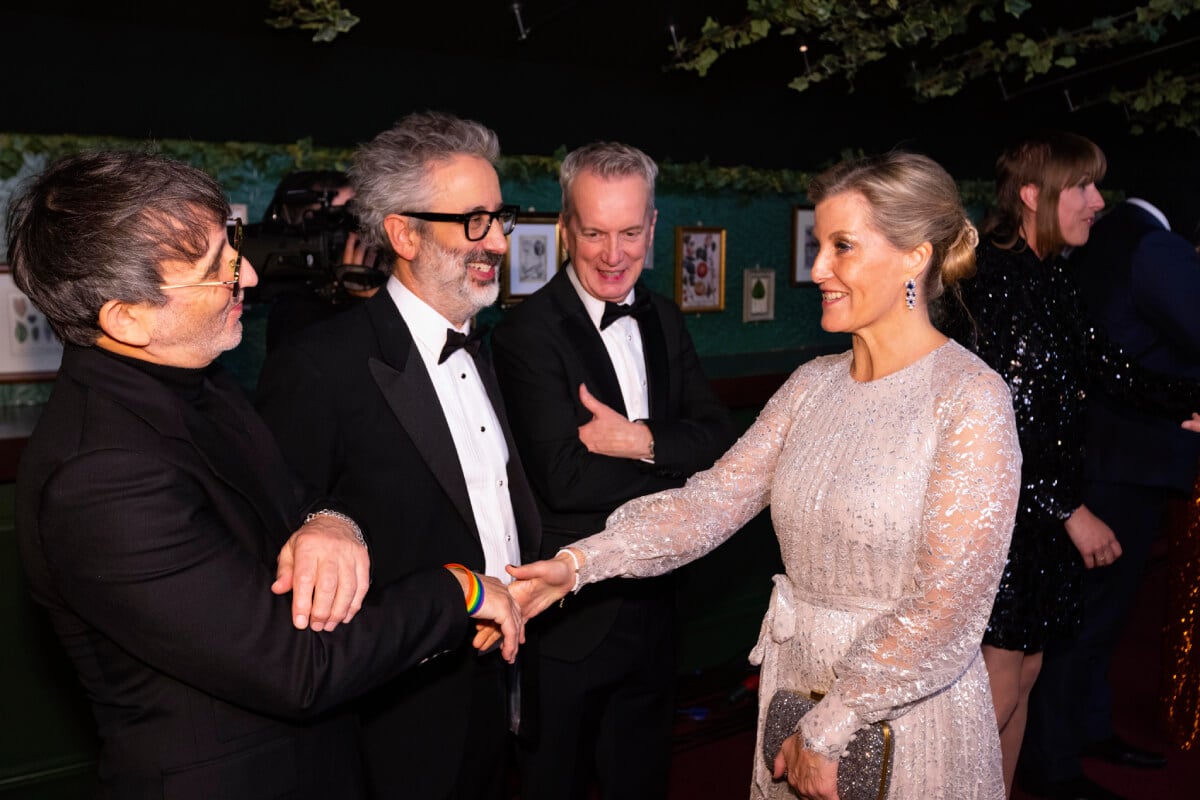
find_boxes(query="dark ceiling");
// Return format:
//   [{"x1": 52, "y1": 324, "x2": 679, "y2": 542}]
[{"x1": 4, "y1": 0, "x2": 1200, "y2": 200}]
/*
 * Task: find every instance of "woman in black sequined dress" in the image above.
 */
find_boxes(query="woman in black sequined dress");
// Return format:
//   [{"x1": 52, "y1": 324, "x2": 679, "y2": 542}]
[
  {"x1": 945, "y1": 133, "x2": 1200, "y2": 797},
  {"x1": 942, "y1": 132, "x2": 1111, "y2": 796}
]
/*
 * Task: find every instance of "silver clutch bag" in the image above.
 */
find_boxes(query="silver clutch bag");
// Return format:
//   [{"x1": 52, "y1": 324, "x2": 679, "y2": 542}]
[{"x1": 762, "y1": 690, "x2": 894, "y2": 800}]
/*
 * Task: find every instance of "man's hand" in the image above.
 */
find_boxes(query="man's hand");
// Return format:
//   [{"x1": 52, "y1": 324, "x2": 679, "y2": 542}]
[
  {"x1": 1182, "y1": 412, "x2": 1200, "y2": 433},
  {"x1": 445, "y1": 569, "x2": 525, "y2": 664},
  {"x1": 1064, "y1": 504, "x2": 1123, "y2": 569},
  {"x1": 273, "y1": 514, "x2": 370, "y2": 632},
  {"x1": 506, "y1": 551, "x2": 577, "y2": 618},
  {"x1": 577, "y1": 384, "x2": 653, "y2": 460},
  {"x1": 341, "y1": 231, "x2": 380, "y2": 270},
  {"x1": 773, "y1": 732, "x2": 839, "y2": 799}
]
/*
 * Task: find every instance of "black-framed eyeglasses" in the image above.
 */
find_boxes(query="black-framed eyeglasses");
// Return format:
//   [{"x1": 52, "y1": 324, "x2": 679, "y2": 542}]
[
  {"x1": 401, "y1": 205, "x2": 519, "y2": 242},
  {"x1": 159, "y1": 218, "x2": 243, "y2": 300}
]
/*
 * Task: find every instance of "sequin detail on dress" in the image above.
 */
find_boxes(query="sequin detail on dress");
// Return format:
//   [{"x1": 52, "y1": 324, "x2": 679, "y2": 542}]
[
  {"x1": 572, "y1": 341, "x2": 1020, "y2": 799},
  {"x1": 943, "y1": 240, "x2": 1200, "y2": 652}
]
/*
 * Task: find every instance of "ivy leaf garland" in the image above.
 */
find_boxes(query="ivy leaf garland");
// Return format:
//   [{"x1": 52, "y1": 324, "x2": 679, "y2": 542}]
[
  {"x1": 265, "y1": 0, "x2": 359, "y2": 43},
  {"x1": 674, "y1": 0, "x2": 1200, "y2": 134},
  {"x1": 0, "y1": 132, "x2": 1000, "y2": 212}
]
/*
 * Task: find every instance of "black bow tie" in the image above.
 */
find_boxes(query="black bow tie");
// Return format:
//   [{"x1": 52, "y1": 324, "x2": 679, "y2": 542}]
[
  {"x1": 439, "y1": 326, "x2": 487, "y2": 364},
  {"x1": 599, "y1": 292, "x2": 651, "y2": 330}
]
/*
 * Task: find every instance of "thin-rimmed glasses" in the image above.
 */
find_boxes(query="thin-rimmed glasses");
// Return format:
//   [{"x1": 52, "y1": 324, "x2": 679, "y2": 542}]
[{"x1": 159, "y1": 218, "x2": 244, "y2": 301}]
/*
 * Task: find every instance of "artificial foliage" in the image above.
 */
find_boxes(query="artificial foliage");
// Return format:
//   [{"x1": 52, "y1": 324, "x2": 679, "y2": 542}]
[
  {"x1": 0, "y1": 133, "x2": 1000, "y2": 210},
  {"x1": 265, "y1": 0, "x2": 360, "y2": 42},
  {"x1": 675, "y1": 0, "x2": 1200, "y2": 135}
]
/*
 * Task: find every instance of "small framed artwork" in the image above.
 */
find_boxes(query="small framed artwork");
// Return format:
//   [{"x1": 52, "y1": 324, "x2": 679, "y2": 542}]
[
  {"x1": 791, "y1": 207, "x2": 819, "y2": 286},
  {"x1": 742, "y1": 268, "x2": 775, "y2": 322},
  {"x1": 502, "y1": 213, "x2": 561, "y2": 303},
  {"x1": 0, "y1": 267, "x2": 62, "y2": 381},
  {"x1": 675, "y1": 226, "x2": 725, "y2": 313}
]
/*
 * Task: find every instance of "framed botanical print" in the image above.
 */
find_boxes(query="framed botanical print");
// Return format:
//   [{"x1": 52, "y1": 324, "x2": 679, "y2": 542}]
[{"x1": 675, "y1": 226, "x2": 726, "y2": 313}]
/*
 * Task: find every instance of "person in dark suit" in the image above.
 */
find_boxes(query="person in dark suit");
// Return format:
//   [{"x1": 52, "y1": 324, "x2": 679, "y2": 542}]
[
  {"x1": 256, "y1": 112, "x2": 542, "y2": 800},
  {"x1": 1021, "y1": 198, "x2": 1200, "y2": 800},
  {"x1": 491, "y1": 141, "x2": 736, "y2": 799},
  {"x1": 7, "y1": 150, "x2": 523, "y2": 799}
]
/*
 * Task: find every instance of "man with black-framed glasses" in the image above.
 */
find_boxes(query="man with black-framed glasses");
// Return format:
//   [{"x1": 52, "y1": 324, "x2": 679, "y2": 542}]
[
  {"x1": 9, "y1": 150, "x2": 524, "y2": 798},
  {"x1": 257, "y1": 111, "x2": 542, "y2": 800}
]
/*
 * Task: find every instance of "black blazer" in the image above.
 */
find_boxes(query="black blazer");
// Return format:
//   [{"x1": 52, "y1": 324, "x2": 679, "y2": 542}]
[
  {"x1": 15, "y1": 345, "x2": 469, "y2": 799},
  {"x1": 491, "y1": 269, "x2": 736, "y2": 659},
  {"x1": 256, "y1": 289, "x2": 541, "y2": 793},
  {"x1": 1070, "y1": 201, "x2": 1200, "y2": 491}
]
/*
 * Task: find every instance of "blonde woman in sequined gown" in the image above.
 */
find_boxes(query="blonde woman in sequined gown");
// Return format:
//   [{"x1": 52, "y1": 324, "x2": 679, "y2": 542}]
[{"x1": 510, "y1": 153, "x2": 1021, "y2": 800}]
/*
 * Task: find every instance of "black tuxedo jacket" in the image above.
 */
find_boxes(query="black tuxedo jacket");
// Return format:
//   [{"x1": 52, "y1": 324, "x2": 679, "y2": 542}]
[
  {"x1": 1070, "y1": 201, "x2": 1200, "y2": 491},
  {"x1": 256, "y1": 289, "x2": 541, "y2": 795},
  {"x1": 491, "y1": 269, "x2": 736, "y2": 659},
  {"x1": 16, "y1": 345, "x2": 469, "y2": 799}
]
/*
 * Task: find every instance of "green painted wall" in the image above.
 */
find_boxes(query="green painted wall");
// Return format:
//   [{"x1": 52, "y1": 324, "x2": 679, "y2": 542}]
[
  {"x1": 489, "y1": 175, "x2": 844, "y2": 359},
  {"x1": 1, "y1": 134, "x2": 858, "y2": 404}
]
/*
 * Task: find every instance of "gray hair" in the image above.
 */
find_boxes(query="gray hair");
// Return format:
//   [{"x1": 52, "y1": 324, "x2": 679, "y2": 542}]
[
  {"x1": 6, "y1": 150, "x2": 228, "y2": 346},
  {"x1": 560, "y1": 142, "x2": 658, "y2": 223},
  {"x1": 349, "y1": 111, "x2": 501, "y2": 260}
]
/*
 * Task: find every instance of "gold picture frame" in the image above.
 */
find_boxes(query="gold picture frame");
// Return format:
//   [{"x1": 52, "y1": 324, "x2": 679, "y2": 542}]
[
  {"x1": 0, "y1": 266, "x2": 62, "y2": 382},
  {"x1": 791, "y1": 207, "x2": 818, "y2": 286},
  {"x1": 502, "y1": 213, "x2": 562, "y2": 304},
  {"x1": 675, "y1": 226, "x2": 726, "y2": 313}
]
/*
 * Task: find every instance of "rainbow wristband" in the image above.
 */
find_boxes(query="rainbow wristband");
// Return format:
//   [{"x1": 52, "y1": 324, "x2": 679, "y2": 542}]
[{"x1": 444, "y1": 563, "x2": 485, "y2": 616}]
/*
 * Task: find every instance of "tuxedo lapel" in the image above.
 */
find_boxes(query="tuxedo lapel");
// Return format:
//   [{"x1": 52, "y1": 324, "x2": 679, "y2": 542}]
[
  {"x1": 549, "y1": 271, "x2": 628, "y2": 416},
  {"x1": 364, "y1": 295, "x2": 479, "y2": 537},
  {"x1": 635, "y1": 292, "x2": 670, "y2": 421}
]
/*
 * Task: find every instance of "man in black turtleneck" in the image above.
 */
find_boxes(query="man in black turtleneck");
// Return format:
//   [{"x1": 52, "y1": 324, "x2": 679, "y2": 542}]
[{"x1": 8, "y1": 151, "x2": 524, "y2": 799}]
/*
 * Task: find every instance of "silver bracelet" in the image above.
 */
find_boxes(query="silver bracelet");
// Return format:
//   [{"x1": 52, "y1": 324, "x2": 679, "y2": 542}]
[
  {"x1": 556, "y1": 547, "x2": 583, "y2": 594},
  {"x1": 305, "y1": 510, "x2": 367, "y2": 550}
]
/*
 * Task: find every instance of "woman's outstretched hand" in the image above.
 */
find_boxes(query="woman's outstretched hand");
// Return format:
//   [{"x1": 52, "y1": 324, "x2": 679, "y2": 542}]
[{"x1": 506, "y1": 551, "x2": 578, "y2": 618}]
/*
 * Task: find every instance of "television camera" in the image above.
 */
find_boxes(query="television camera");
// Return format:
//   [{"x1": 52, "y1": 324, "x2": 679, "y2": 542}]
[{"x1": 241, "y1": 171, "x2": 387, "y2": 305}]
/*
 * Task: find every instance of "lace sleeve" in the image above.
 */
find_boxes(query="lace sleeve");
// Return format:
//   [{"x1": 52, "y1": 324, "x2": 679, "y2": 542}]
[
  {"x1": 572, "y1": 367, "x2": 811, "y2": 584},
  {"x1": 799, "y1": 369, "x2": 1021, "y2": 759}
]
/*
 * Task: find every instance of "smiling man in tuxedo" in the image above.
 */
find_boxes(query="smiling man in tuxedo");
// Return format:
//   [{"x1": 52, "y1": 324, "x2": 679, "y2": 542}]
[
  {"x1": 257, "y1": 111, "x2": 541, "y2": 800},
  {"x1": 492, "y1": 142, "x2": 736, "y2": 799}
]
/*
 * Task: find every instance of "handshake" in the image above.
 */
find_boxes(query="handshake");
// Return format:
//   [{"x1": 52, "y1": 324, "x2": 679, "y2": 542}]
[
  {"x1": 276, "y1": 514, "x2": 584, "y2": 664},
  {"x1": 448, "y1": 551, "x2": 584, "y2": 664}
]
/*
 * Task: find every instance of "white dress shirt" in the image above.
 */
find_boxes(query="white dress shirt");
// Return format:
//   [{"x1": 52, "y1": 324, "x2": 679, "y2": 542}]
[
  {"x1": 1126, "y1": 197, "x2": 1170, "y2": 231},
  {"x1": 566, "y1": 265, "x2": 649, "y2": 421},
  {"x1": 386, "y1": 277, "x2": 521, "y2": 582}
]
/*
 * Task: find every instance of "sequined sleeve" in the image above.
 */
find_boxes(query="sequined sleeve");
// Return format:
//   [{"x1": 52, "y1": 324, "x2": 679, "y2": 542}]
[
  {"x1": 798, "y1": 369, "x2": 1021, "y2": 759},
  {"x1": 570, "y1": 367, "x2": 808, "y2": 583},
  {"x1": 947, "y1": 243, "x2": 1084, "y2": 523},
  {"x1": 1055, "y1": 262, "x2": 1200, "y2": 417}
]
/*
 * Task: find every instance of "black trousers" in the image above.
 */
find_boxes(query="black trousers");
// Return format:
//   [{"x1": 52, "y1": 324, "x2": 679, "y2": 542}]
[
  {"x1": 519, "y1": 596, "x2": 676, "y2": 800},
  {"x1": 361, "y1": 650, "x2": 510, "y2": 800},
  {"x1": 1022, "y1": 481, "x2": 1174, "y2": 783}
]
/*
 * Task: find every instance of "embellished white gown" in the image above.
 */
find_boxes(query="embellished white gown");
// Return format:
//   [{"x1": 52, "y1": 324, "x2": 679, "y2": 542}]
[{"x1": 572, "y1": 342, "x2": 1020, "y2": 799}]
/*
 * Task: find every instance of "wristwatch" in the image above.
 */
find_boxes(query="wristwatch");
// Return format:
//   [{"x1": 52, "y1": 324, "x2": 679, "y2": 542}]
[{"x1": 636, "y1": 419, "x2": 655, "y2": 461}]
